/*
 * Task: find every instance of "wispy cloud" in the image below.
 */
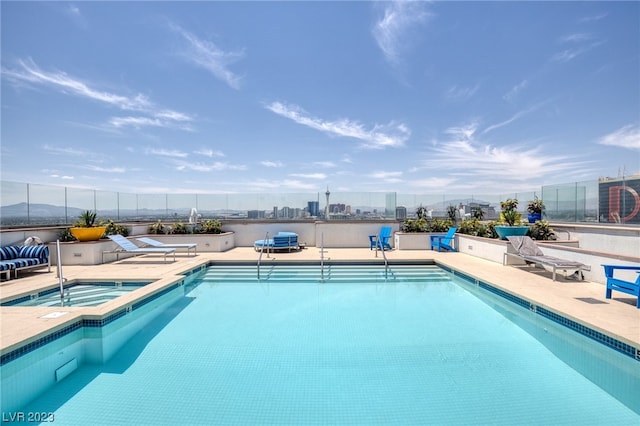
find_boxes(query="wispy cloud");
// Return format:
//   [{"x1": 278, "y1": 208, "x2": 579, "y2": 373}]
[
  {"x1": 261, "y1": 160, "x2": 284, "y2": 168},
  {"x1": 551, "y1": 33, "x2": 604, "y2": 63},
  {"x1": 109, "y1": 115, "x2": 193, "y2": 131},
  {"x1": 3, "y1": 58, "x2": 194, "y2": 130},
  {"x1": 168, "y1": 22, "x2": 244, "y2": 90},
  {"x1": 427, "y1": 122, "x2": 589, "y2": 181},
  {"x1": 175, "y1": 160, "x2": 246, "y2": 172},
  {"x1": 64, "y1": 4, "x2": 87, "y2": 29},
  {"x1": 482, "y1": 103, "x2": 543, "y2": 134},
  {"x1": 82, "y1": 165, "x2": 126, "y2": 173},
  {"x1": 313, "y1": 161, "x2": 337, "y2": 168},
  {"x1": 444, "y1": 84, "x2": 480, "y2": 102},
  {"x1": 503, "y1": 80, "x2": 529, "y2": 102},
  {"x1": 249, "y1": 179, "x2": 318, "y2": 191},
  {"x1": 289, "y1": 173, "x2": 327, "y2": 180},
  {"x1": 372, "y1": 1, "x2": 431, "y2": 65},
  {"x1": 579, "y1": 13, "x2": 608, "y2": 23},
  {"x1": 146, "y1": 148, "x2": 189, "y2": 158},
  {"x1": 369, "y1": 171, "x2": 403, "y2": 183},
  {"x1": 265, "y1": 101, "x2": 410, "y2": 149},
  {"x1": 195, "y1": 149, "x2": 225, "y2": 158},
  {"x1": 598, "y1": 125, "x2": 640, "y2": 150}
]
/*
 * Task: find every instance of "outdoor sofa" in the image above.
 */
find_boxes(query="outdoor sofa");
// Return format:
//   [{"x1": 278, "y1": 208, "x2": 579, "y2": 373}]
[{"x1": 0, "y1": 244, "x2": 50, "y2": 280}]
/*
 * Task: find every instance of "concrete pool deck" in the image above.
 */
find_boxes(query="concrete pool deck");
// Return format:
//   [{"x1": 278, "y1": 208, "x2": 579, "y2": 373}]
[{"x1": 1, "y1": 248, "x2": 639, "y2": 357}]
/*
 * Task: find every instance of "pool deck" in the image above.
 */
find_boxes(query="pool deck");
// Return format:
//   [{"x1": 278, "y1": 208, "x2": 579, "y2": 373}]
[{"x1": 1, "y1": 248, "x2": 639, "y2": 358}]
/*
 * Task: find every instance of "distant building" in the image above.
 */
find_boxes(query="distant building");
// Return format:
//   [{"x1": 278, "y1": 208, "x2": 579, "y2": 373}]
[
  {"x1": 396, "y1": 206, "x2": 407, "y2": 220},
  {"x1": 307, "y1": 201, "x2": 319, "y2": 217},
  {"x1": 247, "y1": 210, "x2": 265, "y2": 219}
]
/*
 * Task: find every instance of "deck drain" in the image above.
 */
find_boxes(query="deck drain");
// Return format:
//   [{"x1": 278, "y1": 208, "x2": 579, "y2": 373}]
[{"x1": 39, "y1": 311, "x2": 69, "y2": 319}]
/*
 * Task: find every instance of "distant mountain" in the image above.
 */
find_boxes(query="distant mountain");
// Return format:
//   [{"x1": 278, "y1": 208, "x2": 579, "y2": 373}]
[{"x1": 0, "y1": 202, "x2": 85, "y2": 218}]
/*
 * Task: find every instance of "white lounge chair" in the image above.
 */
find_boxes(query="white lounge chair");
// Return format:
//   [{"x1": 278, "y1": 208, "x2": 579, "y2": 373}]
[
  {"x1": 136, "y1": 237, "x2": 197, "y2": 256},
  {"x1": 104, "y1": 235, "x2": 176, "y2": 263},
  {"x1": 504, "y1": 236, "x2": 590, "y2": 281}
]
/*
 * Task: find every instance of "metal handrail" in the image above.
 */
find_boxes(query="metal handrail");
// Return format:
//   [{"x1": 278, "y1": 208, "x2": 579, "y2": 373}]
[
  {"x1": 374, "y1": 231, "x2": 389, "y2": 279},
  {"x1": 320, "y1": 233, "x2": 325, "y2": 281},
  {"x1": 257, "y1": 231, "x2": 269, "y2": 280}
]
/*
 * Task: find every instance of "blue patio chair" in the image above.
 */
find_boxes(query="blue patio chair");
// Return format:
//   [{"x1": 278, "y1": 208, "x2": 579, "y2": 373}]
[
  {"x1": 430, "y1": 227, "x2": 457, "y2": 252},
  {"x1": 602, "y1": 264, "x2": 640, "y2": 308},
  {"x1": 369, "y1": 226, "x2": 392, "y2": 250}
]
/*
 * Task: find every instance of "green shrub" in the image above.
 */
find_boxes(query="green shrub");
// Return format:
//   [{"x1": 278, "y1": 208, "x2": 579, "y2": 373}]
[
  {"x1": 170, "y1": 222, "x2": 189, "y2": 234},
  {"x1": 148, "y1": 220, "x2": 165, "y2": 234},
  {"x1": 401, "y1": 218, "x2": 428, "y2": 233},
  {"x1": 104, "y1": 219, "x2": 129, "y2": 237},
  {"x1": 529, "y1": 220, "x2": 556, "y2": 241},
  {"x1": 58, "y1": 228, "x2": 76, "y2": 242},
  {"x1": 201, "y1": 219, "x2": 223, "y2": 234}
]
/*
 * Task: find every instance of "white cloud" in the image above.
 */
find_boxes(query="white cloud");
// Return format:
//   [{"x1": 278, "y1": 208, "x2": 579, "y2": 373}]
[
  {"x1": 195, "y1": 149, "x2": 225, "y2": 158},
  {"x1": 249, "y1": 179, "x2": 317, "y2": 191},
  {"x1": 169, "y1": 22, "x2": 244, "y2": 90},
  {"x1": 427, "y1": 122, "x2": 590, "y2": 181},
  {"x1": 147, "y1": 148, "x2": 189, "y2": 158},
  {"x1": 265, "y1": 101, "x2": 410, "y2": 149},
  {"x1": 369, "y1": 171, "x2": 402, "y2": 180},
  {"x1": 313, "y1": 161, "x2": 337, "y2": 168},
  {"x1": 372, "y1": 1, "x2": 431, "y2": 65},
  {"x1": 598, "y1": 125, "x2": 640, "y2": 150},
  {"x1": 482, "y1": 103, "x2": 542, "y2": 134},
  {"x1": 82, "y1": 165, "x2": 126, "y2": 173},
  {"x1": 289, "y1": 173, "x2": 327, "y2": 180},
  {"x1": 175, "y1": 160, "x2": 246, "y2": 172},
  {"x1": 444, "y1": 84, "x2": 480, "y2": 102},
  {"x1": 3, "y1": 59, "x2": 194, "y2": 131},
  {"x1": 261, "y1": 160, "x2": 284, "y2": 168},
  {"x1": 503, "y1": 80, "x2": 529, "y2": 102}
]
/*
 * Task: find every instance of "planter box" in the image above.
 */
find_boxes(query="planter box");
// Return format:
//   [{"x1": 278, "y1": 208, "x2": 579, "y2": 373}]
[
  {"x1": 139, "y1": 232, "x2": 235, "y2": 253},
  {"x1": 49, "y1": 232, "x2": 236, "y2": 265},
  {"x1": 394, "y1": 232, "x2": 436, "y2": 250}
]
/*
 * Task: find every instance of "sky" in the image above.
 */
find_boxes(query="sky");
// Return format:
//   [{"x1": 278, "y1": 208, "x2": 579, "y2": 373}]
[{"x1": 1, "y1": 1, "x2": 639, "y2": 196}]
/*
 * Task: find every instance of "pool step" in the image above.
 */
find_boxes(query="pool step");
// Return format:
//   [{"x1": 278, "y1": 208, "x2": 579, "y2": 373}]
[
  {"x1": 201, "y1": 265, "x2": 451, "y2": 284},
  {"x1": 19, "y1": 285, "x2": 138, "y2": 307}
]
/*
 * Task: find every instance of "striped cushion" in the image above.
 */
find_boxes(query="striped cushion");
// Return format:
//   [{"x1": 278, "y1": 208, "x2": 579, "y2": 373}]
[
  {"x1": 11, "y1": 258, "x2": 42, "y2": 268},
  {"x1": 0, "y1": 246, "x2": 20, "y2": 261},
  {"x1": 0, "y1": 261, "x2": 17, "y2": 271},
  {"x1": 18, "y1": 245, "x2": 49, "y2": 260}
]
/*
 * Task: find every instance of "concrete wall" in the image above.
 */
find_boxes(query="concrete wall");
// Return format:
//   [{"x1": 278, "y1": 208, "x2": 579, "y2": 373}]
[{"x1": 552, "y1": 223, "x2": 640, "y2": 258}]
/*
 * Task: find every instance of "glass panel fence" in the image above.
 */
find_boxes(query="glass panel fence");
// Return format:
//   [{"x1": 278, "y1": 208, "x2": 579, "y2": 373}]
[{"x1": 1, "y1": 178, "x2": 639, "y2": 227}]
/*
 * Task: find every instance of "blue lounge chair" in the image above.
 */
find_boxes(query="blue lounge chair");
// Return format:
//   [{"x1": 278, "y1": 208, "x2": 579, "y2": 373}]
[
  {"x1": 602, "y1": 264, "x2": 640, "y2": 308},
  {"x1": 369, "y1": 226, "x2": 392, "y2": 250},
  {"x1": 105, "y1": 235, "x2": 176, "y2": 263},
  {"x1": 430, "y1": 227, "x2": 457, "y2": 252},
  {"x1": 254, "y1": 232, "x2": 299, "y2": 252}
]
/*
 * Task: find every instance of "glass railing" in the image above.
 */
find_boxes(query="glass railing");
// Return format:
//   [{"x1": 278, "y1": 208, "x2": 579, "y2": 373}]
[{"x1": 1, "y1": 177, "x2": 638, "y2": 227}]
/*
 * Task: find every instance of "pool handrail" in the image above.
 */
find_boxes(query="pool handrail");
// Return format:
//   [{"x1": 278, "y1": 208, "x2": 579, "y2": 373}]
[
  {"x1": 374, "y1": 229, "x2": 389, "y2": 278},
  {"x1": 257, "y1": 231, "x2": 269, "y2": 279}
]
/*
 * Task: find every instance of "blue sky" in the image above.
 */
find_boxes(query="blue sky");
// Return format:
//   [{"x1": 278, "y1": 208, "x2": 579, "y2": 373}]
[{"x1": 2, "y1": 1, "x2": 639, "y2": 195}]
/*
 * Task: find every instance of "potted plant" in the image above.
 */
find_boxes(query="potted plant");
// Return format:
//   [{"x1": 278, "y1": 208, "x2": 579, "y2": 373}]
[
  {"x1": 527, "y1": 196, "x2": 545, "y2": 223},
  {"x1": 69, "y1": 210, "x2": 107, "y2": 241},
  {"x1": 494, "y1": 198, "x2": 530, "y2": 240}
]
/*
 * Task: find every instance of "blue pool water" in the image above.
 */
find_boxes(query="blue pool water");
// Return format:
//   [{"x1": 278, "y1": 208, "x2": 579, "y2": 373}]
[{"x1": 8, "y1": 265, "x2": 640, "y2": 424}]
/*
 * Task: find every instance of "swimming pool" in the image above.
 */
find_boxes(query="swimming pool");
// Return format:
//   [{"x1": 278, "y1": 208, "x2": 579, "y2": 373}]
[
  {"x1": 4, "y1": 264, "x2": 639, "y2": 424},
  {"x1": 1, "y1": 280, "x2": 154, "y2": 307}
]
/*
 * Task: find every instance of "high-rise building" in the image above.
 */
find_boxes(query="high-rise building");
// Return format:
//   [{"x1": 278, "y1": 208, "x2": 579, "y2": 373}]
[
  {"x1": 396, "y1": 206, "x2": 407, "y2": 219},
  {"x1": 307, "y1": 201, "x2": 319, "y2": 217}
]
